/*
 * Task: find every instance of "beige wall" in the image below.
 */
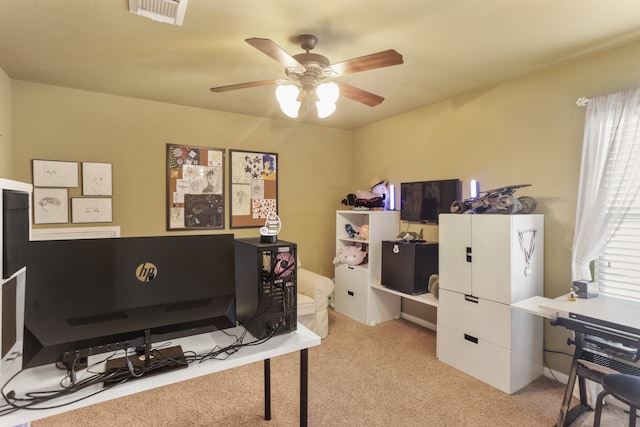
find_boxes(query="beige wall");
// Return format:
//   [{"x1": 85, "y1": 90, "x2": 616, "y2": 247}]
[
  {"x1": 0, "y1": 68, "x2": 11, "y2": 177},
  {"x1": 353, "y1": 38, "x2": 640, "y2": 373},
  {"x1": 8, "y1": 38, "x2": 640, "y2": 375},
  {"x1": 11, "y1": 82, "x2": 352, "y2": 277}
]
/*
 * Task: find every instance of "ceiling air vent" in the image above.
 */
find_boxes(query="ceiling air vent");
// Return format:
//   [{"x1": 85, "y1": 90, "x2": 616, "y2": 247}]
[{"x1": 128, "y1": 0, "x2": 188, "y2": 26}]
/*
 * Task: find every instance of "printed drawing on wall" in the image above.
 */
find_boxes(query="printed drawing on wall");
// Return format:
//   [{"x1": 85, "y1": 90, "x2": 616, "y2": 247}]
[
  {"x1": 230, "y1": 150, "x2": 278, "y2": 228},
  {"x1": 33, "y1": 188, "x2": 69, "y2": 224},
  {"x1": 166, "y1": 144, "x2": 225, "y2": 230},
  {"x1": 72, "y1": 197, "x2": 113, "y2": 223},
  {"x1": 82, "y1": 162, "x2": 113, "y2": 196},
  {"x1": 32, "y1": 160, "x2": 78, "y2": 188}
]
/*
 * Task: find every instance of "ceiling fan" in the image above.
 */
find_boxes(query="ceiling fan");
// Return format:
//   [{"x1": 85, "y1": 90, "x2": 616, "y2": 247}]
[{"x1": 210, "y1": 34, "x2": 403, "y2": 118}]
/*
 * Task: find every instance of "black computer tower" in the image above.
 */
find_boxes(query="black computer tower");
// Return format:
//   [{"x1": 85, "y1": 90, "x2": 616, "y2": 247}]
[
  {"x1": 235, "y1": 238, "x2": 297, "y2": 339},
  {"x1": 381, "y1": 241, "x2": 439, "y2": 295}
]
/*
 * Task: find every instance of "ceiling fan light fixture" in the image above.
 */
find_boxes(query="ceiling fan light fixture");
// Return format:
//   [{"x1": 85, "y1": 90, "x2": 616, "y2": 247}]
[
  {"x1": 316, "y1": 101, "x2": 337, "y2": 119},
  {"x1": 280, "y1": 101, "x2": 301, "y2": 118},
  {"x1": 276, "y1": 84, "x2": 301, "y2": 118},
  {"x1": 211, "y1": 35, "x2": 403, "y2": 118},
  {"x1": 316, "y1": 82, "x2": 339, "y2": 104},
  {"x1": 315, "y1": 82, "x2": 339, "y2": 118}
]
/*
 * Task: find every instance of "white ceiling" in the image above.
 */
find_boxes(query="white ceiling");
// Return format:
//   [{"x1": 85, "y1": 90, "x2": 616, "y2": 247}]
[{"x1": 3, "y1": 0, "x2": 640, "y2": 130}]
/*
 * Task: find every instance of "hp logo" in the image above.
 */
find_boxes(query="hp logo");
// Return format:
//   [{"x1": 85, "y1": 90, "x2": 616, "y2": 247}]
[{"x1": 136, "y1": 262, "x2": 157, "y2": 282}]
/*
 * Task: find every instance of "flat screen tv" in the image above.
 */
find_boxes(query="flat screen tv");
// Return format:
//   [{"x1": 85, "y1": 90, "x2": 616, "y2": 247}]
[
  {"x1": 400, "y1": 179, "x2": 462, "y2": 224},
  {"x1": 23, "y1": 234, "x2": 237, "y2": 370}
]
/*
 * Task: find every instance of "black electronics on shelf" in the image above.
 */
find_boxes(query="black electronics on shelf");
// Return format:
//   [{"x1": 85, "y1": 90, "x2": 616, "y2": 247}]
[
  {"x1": 400, "y1": 179, "x2": 461, "y2": 224},
  {"x1": 381, "y1": 241, "x2": 439, "y2": 295},
  {"x1": 235, "y1": 238, "x2": 297, "y2": 339}
]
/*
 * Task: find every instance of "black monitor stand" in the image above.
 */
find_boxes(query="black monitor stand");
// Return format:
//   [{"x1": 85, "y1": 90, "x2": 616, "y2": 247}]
[{"x1": 101, "y1": 330, "x2": 188, "y2": 387}]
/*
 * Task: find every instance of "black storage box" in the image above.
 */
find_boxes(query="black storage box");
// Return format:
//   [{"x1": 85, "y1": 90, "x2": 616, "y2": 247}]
[{"x1": 381, "y1": 241, "x2": 439, "y2": 295}]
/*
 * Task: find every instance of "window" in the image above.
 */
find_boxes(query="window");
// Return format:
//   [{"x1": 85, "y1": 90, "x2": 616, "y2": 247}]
[
  {"x1": 572, "y1": 88, "x2": 640, "y2": 301},
  {"x1": 596, "y1": 113, "x2": 640, "y2": 300}
]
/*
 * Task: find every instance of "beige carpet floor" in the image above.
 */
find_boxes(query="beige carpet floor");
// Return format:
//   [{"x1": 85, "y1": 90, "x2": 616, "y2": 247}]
[{"x1": 31, "y1": 309, "x2": 629, "y2": 426}]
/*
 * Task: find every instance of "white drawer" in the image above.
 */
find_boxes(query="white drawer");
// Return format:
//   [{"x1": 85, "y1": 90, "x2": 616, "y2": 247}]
[
  {"x1": 438, "y1": 289, "x2": 512, "y2": 349},
  {"x1": 334, "y1": 285, "x2": 368, "y2": 325},
  {"x1": 437, "y1": 324, "x2": 513, "y2": 394},
  {"x1": 334, "y1": 264, "x2": 369, "y2": 294}
]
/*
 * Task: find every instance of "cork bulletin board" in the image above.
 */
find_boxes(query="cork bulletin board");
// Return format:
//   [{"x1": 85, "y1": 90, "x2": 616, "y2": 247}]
[
  {"x1": 229, "y1": 149, "x2": 278, "y2": 228},
  {"x1": 166, "y1": 144, "x2": 225, "y2": 230}
]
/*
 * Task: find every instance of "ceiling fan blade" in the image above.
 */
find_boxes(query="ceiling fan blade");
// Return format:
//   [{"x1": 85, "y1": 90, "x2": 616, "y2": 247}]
[
  {"x1": 330, "y1": 49, "x2": 403, "y2": 76},
  {"x1": 210, "y1": 79, "x2": 278, "y2": 93},
  {"x1": 337, "y1": 82, "x2": 385, "y2": 107},
  {"x1": 245, "y1": 38, "x2": 304, "y2": 70}
]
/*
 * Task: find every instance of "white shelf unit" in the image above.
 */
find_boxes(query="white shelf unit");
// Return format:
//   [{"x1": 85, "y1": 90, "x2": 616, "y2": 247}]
[
  {"x1": 333, "y1": 210, "x2": 400, "y2": 325},
  {"x1": 436, "y1": 213, "x2": 544, "y2": 394},
  {"x1": 371, "y1": 282, "x2": 439, "y2": 307}
]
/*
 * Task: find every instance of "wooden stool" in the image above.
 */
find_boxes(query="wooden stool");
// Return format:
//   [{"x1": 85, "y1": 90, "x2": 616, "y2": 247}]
[{"x1": 594, "y1": 373, "x2": 640, "y2": 427}]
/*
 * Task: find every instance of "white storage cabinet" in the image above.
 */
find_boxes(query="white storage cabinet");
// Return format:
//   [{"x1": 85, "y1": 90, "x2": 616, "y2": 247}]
[
  {"x1": 436, "y1": 213, "x2": 544, "y2": 394},
  {"x1": 333, "y1": 210, "x2": 400, "y2": 325}
]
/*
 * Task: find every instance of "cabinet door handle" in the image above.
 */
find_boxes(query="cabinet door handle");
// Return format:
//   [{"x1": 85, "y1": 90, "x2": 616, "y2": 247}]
[
  {"x1": 464, "y1": 334, "x2": 479, "y2": 344},
  {"x1": 466, "y1": 247, "x2": 472, "y2": 263},
  {"x1": 347, "y1": 291, "x2": 354, "y2": 296},
  {"x1": 347, "y1": 266, "x2": 354, "y2": 270},
  {"x1": 464, "y1": 294, "x2": 479, "y2": 303}
]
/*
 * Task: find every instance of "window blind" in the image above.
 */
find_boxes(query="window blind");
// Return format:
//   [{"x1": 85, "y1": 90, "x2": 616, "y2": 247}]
[{"x1": 596, "y1": 112, "x2": 640, "y2": 300}]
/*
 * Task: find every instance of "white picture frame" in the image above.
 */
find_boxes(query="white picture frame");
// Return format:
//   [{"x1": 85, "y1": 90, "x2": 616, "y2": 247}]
[
  {"x1": 32, "y1": 160, "x2": 79, "y2": 188},
  {"x1": 71, "y1": 198, "x2": 113, "y2": 223},
  {"x1": 33, "y1": 188, "x2": 69, "y2": 224},
  {"x1": 82, "y1": 162, "x2": 113, "y2": 196}
]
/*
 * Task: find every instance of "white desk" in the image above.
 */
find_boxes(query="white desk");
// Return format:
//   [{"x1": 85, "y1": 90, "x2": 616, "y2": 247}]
[
  {"x1": 514, "y1": 293, "x2": 640, "y2": 426},
  {"x1": 511, "y1": 295, "x2": 557, "y2": 319},
  {"x1": 0, "y1": 325, "x2": 320, "y2": 427},
  {"x1": 541, "y1": 293, "x2": 640, "y2": 331},
  {"x1": 513, "y1": 293, "x2": 640, "y2": 330}
]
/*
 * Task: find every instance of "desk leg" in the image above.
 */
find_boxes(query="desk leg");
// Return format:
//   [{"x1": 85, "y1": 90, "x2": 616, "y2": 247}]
[
  {"x1": 556, "y1": 356, "x2": 579, "y2": 427},
  {"x1": 264, "y1": 350, "x2": 308, "y2": 425},
  {"x1": 264, "y1": 358, "x2": 271, "y2": 420},
  {"x1": 300, "y1": 348, "x2": 308, "y2": 427},
  {"x1": 555, "y1": 333, "x2": 591, "y2": 427}
]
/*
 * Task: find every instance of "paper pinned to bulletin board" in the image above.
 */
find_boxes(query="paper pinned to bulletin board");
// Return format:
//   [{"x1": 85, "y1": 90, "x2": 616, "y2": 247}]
[
  {"x1": 166, "y1": 144, "x2": 225, "y2": 230},
  {"x1": 230, "y1": 149, "x2": 278, "y2": 228}
]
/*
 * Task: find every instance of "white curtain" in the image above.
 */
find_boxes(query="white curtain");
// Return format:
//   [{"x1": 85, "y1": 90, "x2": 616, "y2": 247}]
[{"x1": 572, "y1": 87, "x2": 640, "y2": 281}]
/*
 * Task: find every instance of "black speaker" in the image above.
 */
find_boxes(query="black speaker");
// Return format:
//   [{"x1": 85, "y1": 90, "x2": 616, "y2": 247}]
[{"x1": 381, "y1": 241, "x2": 439, "y2": 295}]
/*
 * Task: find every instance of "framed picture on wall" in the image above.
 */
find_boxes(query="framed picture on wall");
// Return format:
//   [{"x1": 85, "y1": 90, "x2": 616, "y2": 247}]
[
  {"x1": 32, "y1": 160, "x2": 79, "y2": 188},
  {"x1": 71, "y1": 197, "x2": 113, "y2": 223},
  {"x1": 33, "y1": 188, "x2": 69, "y2": 224},
  {"x1": 82, "y1": 162, "x2": 113, "y2": 196},
  {"x1": 229, "y1": 149, "x2": 278, "y2": 228},
  {"x1": 166, "y1": 144, "x2": 225, "y2": 230}
]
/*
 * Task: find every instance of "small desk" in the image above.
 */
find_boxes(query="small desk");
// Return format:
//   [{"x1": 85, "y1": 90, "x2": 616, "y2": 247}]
[
  {"x1": 513, "y1": 293, "x2": 640, "y2": 327},
  {"x1": 541, "y1": 294, "x2": 640, "y2": 331},
  {"x1": 514, "y1": 293, "x2": 640, "y2": 427},
  {"x1": 0, "y1": 325, "x2": 321, "y2": 427}
]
